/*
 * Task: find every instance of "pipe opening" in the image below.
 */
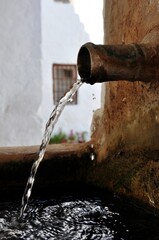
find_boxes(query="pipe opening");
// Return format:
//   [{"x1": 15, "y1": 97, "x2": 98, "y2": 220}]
[{"x1": 77, "y1": 46, "x2": 91, "y2": 79}]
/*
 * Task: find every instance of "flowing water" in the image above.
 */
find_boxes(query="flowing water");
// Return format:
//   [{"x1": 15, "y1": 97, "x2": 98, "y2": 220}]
[
  {"x1": 0, "y1": 78, "x2": 159, "y2": 238},
  {"x1": 0, "y1": 190, "x2": 159, "y2": 240},
  {"x1": 20, "y1": 80, "x2": 83, "y2": 218},
  {"x1": 6, "y1": 78, "x2": 159, "y2": 240}
]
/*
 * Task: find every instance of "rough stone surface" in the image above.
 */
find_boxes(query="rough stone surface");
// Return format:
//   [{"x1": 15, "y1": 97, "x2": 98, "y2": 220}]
[
  {"x1": 0, "y1": 142, "x2": 93, "y2": 198},
  {"x1": 93, "y1": 0, "x2": 159, "y2": 159},
  {"x1": 90, "y1": 0, "x2": 159, "y2": 209}
]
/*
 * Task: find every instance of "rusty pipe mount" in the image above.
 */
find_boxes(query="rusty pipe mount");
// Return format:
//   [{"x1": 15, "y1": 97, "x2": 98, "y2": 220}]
[{"x1": 77, "y1": 42, "x2": 159, "y2": 84}]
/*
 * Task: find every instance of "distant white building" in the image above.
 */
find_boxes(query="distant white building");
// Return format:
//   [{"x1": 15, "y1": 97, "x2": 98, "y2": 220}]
[{"x1": 0, "y1": 0, "x2": 103, "y2": 146}]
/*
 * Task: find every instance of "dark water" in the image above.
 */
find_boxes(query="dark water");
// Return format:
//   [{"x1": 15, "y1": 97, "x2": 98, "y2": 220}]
[{"x1": 0, "y1": 192, "x2": 159, "y2": 240}]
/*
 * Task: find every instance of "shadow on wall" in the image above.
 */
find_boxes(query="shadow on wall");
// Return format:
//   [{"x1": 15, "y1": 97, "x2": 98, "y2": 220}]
[{"x1": 42, "y1": 0, "x2": 97, "y2": 143}]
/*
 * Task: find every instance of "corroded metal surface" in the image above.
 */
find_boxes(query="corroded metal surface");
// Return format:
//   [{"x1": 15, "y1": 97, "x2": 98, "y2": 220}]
[{"x1": 78, "y1": 42, "x2": 159, "y2": 84}]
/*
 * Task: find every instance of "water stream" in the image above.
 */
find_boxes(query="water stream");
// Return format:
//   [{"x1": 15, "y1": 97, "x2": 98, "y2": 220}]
[
  {"x1": 1, "y1": 78, "x2": 159, "y2": 239},
  {"x1": 20, "y1": 80, "x2": 83, "y2": 218}
]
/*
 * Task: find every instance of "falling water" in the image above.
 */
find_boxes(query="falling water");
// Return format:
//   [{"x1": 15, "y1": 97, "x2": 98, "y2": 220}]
[
  {"x1": 90, "y1": 143, "x2": 95, "y2": 161},
  {"x1": 20, "y1": 80, "x2": 83, "y2": 218}
]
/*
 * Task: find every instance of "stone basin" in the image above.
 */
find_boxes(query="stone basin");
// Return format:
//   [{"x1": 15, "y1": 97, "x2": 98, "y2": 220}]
[
  {"x1": 0, "y1": 142, "x2": 93, "y2": 200},
  {"x1": 0, "y1": 141, "x2": 159, "y2": 214}
]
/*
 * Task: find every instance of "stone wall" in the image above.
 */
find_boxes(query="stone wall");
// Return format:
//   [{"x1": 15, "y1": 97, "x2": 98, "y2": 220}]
[
  {"x1": 88, "y1": 0, "x2": 159, "y2": 209},
  {"x1": 93, "y1": 0, "x2": 159, "y2": 161}
]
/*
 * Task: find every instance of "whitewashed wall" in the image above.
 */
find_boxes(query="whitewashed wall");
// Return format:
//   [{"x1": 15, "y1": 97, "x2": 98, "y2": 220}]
[
  {"x1": 41, "y1": 0, "x2": 103, "y2": 139},
  {"x1": 0, "y1": 0, "x2": 42, "y2": 146},
  {"x1": 0, "y1": 0, "x2": 103, "y2": 146}
]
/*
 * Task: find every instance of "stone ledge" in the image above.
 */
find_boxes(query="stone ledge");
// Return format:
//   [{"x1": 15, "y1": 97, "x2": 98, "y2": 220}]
[{"x1": 0, "y1": 142, "x2": 94, "y2": 199}]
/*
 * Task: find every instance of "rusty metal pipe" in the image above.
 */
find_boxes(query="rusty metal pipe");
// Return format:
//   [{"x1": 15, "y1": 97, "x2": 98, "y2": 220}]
[{"x1": 77, "y1": 42, "x2": 159, "y2": 84}]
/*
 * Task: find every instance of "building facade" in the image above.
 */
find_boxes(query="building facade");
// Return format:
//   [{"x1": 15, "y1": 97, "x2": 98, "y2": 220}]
[{"x1": 0, "y1": 0, "x2": 103, "y2": 146}]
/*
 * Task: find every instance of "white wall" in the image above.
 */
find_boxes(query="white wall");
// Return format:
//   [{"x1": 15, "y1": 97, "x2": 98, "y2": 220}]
[
  {"x1": 0, "y1": 0, "x2": 103, "y2": 146},
  {"x1": 72, "y1": 0, "x2": 103, "y2": 43},
  {"x1": 0, "y1": 0, "x2": 42, "y2": 146},
  {"x1": 41, "y1": 0, "x2": 103, "y2": 139}
]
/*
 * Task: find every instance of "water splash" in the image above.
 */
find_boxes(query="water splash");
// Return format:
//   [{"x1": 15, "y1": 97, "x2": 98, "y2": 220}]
[
  {"x1": 90, "y1": 143, "x2": 95, "y2": 161},
  {"x1": 90, "y1": 152, "x2": 95, "y2": 161},
  {"x1": 0, "y1": 195, "x2": 131, "y2": 239},
  {"x1": 20, "y1": 80, "x2": 83, "y2": 218}
]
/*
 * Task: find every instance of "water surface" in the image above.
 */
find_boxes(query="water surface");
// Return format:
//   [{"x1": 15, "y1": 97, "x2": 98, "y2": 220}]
[{"x1": 0, "y1": 191, "x2": 159, "y2": 240}]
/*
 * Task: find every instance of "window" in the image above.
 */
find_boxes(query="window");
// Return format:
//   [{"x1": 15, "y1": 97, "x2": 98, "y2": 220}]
[{"x1": 53, "y1": 64, "x2": 77, "y2": 105}]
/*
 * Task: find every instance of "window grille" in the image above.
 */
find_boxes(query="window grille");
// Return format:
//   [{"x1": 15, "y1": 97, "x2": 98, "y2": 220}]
[{"x1": 53, "y1": 64, "x2": 77, "y2": 105}]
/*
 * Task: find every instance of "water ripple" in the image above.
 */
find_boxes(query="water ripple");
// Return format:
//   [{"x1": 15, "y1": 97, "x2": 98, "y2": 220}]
[{"x1": 0, "y1": 196, "x2": 130, "y2": 240}]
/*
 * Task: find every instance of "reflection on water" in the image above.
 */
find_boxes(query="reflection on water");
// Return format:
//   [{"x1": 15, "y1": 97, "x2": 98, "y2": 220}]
[{"x1": 0, "y1": 192, "x2": 159, "y2": 240}]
